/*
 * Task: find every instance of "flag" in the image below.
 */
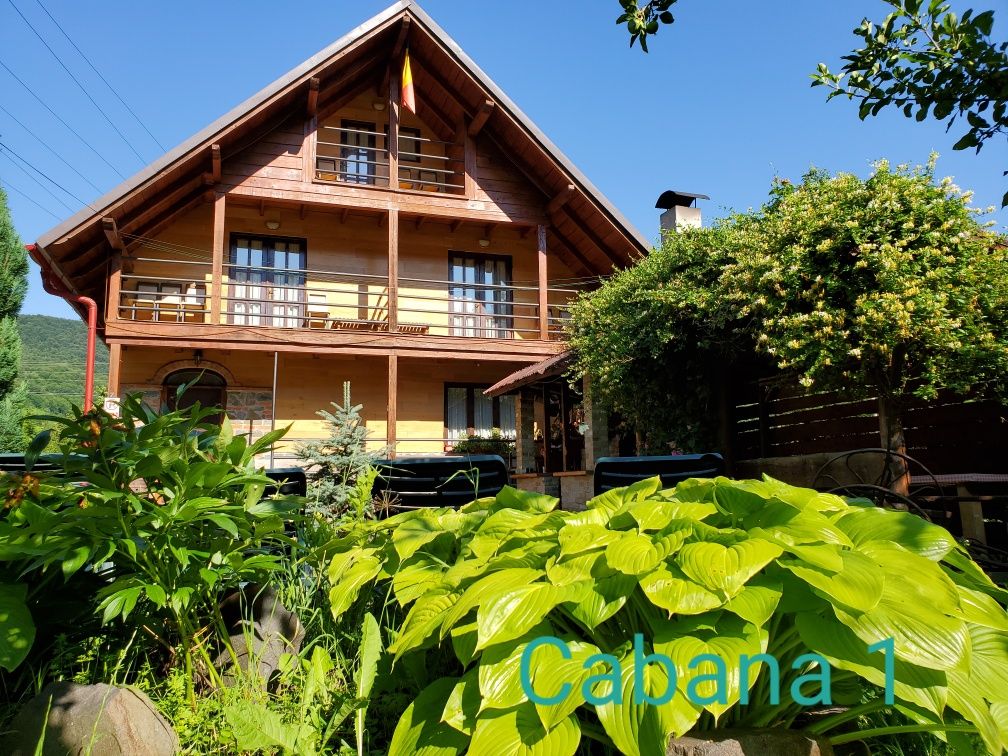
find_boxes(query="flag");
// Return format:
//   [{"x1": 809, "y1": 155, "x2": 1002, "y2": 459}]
[{"x1": 401, "y1": 49, "x2": 416, "y2": 114}]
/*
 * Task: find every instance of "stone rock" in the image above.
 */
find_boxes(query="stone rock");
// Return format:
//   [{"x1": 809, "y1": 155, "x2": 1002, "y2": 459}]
[
  {"x1": 2, "y1": 682, "x2": 178, "y2": 756},
  {"x1": 667, "y1": 729, "x2": 834, "y2": 756},
  {"x1": 215, "y1": 583, "x2": 305, "y2": 686}
]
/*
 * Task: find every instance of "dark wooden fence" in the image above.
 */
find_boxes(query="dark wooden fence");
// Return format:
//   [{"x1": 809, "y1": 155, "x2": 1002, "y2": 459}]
[{"x1": 733, "y1": 378, "x2": 1007, "y2": 474}]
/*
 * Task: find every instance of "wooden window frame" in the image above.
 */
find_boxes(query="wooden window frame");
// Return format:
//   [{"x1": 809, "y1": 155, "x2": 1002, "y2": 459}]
[{"x1": 227, "y1": 233, "x2": 308, "y2": 325}]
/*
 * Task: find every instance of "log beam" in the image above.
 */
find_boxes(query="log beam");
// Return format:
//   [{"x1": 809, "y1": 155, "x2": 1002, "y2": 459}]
[
  {"x1": 307, "y1": 77, "x2": 320, "y2": 117},
  {"x1": 546, "y1": 184, "x2": 576, "y2": 216},
  {"x1": 468, "y1": 99, "x2": 495, "y2": 137},
  {"x1": 101, "y1": 217, "x2": 125, "y2": 251}
]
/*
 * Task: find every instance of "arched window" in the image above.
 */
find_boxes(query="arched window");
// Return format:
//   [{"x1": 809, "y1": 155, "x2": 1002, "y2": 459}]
[{"x1": 162, "y1": 369, "x2": 226, "y2": 423}]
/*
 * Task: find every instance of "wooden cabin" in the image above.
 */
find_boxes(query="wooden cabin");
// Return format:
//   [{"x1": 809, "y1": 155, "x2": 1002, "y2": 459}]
[{"x1": 30, "y1": 1, "x2": 648, "y2": 471}]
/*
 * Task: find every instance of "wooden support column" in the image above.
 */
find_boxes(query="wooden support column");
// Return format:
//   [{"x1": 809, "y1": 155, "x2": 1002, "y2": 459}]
[
  {"x1": 106, "y1": 251, "x2": 122, "y2": 323},
  {"x1": 106, "y1": 343, "x2": 121, "y2": 399},
  {"x1": 387, "y1": 354, "x2": 398, "y2": 458},
  {"x1": 388, "y1": 208, "x2": 399, "y2": 332},
  {"x1": 463, "y1": 126, "x2": 477, "y2": 198},
  {"x1": 211, "y1": 193, "x2": 226, "y2": 324},
  {"x1": 537, "y1": 224, "x2": 549, "y2": 340}
]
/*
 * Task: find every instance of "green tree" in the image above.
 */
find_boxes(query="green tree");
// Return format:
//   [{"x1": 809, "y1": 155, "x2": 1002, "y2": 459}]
[
  {"x1": 295, "y1": 381, "x2": 389, "y2": 519},
  {"x1": 569, "y1": 159, "x2": 1008, "y2": 458},
  {"x1": 813, "y1": 1, "x2": 1008, "y2": 205},
  {"x1": 0, "y1": 188, "x2": 29, "y2": 451}
]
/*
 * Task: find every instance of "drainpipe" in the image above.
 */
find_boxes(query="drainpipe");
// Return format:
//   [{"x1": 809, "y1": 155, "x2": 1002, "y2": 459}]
[{"x1": 25, "y1": 243, "x2": 98, "y2": 412}]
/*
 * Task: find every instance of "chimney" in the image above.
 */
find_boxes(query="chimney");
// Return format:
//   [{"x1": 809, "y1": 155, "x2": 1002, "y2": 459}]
[{"x1": 656, "y1": 190, "x2": 708, "y2": 233}]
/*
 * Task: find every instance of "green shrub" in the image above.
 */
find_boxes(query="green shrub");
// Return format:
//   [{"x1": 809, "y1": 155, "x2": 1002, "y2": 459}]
[
  {"x1": 297, "y1": 382, "x2": 389, "y2": 521},
  {"x1": 449, "y1": 428, "x2": 515, "y2": 459},
  {"x1": 327, "y1": 477, "x2": 1008, "y2": 755},
  {"x1": 0, "y1": 390, "x2": 301, "y2": 698}
]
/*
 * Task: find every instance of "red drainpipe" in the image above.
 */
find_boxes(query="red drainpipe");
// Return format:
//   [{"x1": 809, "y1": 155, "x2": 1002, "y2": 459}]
[{"x1": 25, "y1": 243, "x2": 98, "y2": 412}]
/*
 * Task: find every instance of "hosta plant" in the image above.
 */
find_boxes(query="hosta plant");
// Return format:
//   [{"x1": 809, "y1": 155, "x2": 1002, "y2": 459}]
[
  {"x1": 0, "y1": 390, "x2": 300, "y2": 696},
  {"x1": 328, "y1": 477, "x2": 1008, "y2": 755}
]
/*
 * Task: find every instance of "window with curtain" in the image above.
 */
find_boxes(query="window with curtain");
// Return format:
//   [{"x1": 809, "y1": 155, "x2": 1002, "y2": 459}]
[{"x1": 444, "y1": 384, "x2": 517, "y2": 442}]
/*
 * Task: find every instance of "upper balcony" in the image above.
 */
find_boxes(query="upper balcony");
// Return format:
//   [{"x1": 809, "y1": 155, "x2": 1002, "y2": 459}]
[{"x1": 114, "y1": 255, "x2": 579, "y2": 344}]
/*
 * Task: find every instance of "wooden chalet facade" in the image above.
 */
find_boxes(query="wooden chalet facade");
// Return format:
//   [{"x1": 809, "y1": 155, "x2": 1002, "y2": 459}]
[{"x1": 31, "y1": 1, "x2": 648, "y2": 465}]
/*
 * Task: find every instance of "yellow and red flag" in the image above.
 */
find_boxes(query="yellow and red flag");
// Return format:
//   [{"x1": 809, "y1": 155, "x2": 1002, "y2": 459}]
[{"x1": 401, "y1": 49, "x2": 416, "y2": 114}]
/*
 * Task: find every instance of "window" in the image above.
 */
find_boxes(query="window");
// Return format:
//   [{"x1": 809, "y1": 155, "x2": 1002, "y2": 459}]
[
  {"x1": 445, "y1": 384, "x2": 516, "y2": 443},
  {"x1": 339, "y1": 119, "x2": 377, "y2": 185},
  {"x1": 229, "y1": 235, "x2": 306, "y2": 328},
  {"x1": 163, "y1": 369, "x2": 226, "y2": 425},
  {"x1": 448, "y1": 253, "x2": 513, "y2": 338}
]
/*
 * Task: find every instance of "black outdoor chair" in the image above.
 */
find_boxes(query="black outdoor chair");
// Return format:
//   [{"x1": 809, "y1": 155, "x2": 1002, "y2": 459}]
[
  {"x1": 593, "y1": 453, "x2": 725, "y2": 496},
  {"x1": 0, "y1": 453, "x2": 64, "y2": 475},
  {"x1": 371, "y1": 454, "x2": 509, "y2": 514}
]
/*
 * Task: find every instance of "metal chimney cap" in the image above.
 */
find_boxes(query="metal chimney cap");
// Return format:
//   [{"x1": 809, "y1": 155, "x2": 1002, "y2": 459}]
[{"x1": 655, "y1": 190, "x2": 710, "y2": 209}]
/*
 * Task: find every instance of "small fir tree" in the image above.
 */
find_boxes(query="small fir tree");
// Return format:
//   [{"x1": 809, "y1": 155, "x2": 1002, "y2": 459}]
[
  {"x1": 296, "y1": 381, "x2": 389, "y2": 519},
  {"x1": 0, "y1": 188, "x2": 29, "y2": 451}
]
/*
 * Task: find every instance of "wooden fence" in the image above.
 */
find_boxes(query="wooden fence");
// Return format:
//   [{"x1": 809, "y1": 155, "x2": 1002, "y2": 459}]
[{"x1": 733, "y1": 378, "x2": 1007, "y2": 474}]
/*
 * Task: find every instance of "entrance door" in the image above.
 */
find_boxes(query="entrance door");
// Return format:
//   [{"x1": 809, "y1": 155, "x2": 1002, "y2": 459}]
[
  {"x1": 230, "y1": 237, "x2": 267, "y2": 326},
  {"x1": 340, "y1": 120, "x2": 377, "y2": 185}
]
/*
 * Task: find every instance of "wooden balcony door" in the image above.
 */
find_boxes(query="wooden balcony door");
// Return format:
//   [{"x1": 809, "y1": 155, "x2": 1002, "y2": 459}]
[
  {"x1": 229, "y1": 236, "x2": 306, "y2": 328},
  {"x1": 449, "y1": 253, "x2": 513, "y2": 338}
]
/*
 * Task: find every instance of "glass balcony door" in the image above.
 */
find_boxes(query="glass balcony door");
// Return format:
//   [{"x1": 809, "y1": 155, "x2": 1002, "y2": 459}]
[
  {"x1": 229, "y1": 236, "x2": 306, "y2": 328},
  {"x1": 449, "y1": 253, "x2": 512, "y2": 338}
]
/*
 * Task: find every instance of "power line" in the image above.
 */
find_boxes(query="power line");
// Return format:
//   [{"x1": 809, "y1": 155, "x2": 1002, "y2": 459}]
[
  {"x1": 0, "y1": 102, "x2": 102, "y2": 194},
  {"x1": 32, "y1": 0, "x2": 166, "y2": 153},
  {"x1": 6, "y1": 0, "x2": 146, "y2": 163},
  {"x1": 0, "y1": 58, "x2": 126, "y2": 179},
  {"x1": 0, "y1": 178, "x2": 61, "y2": 219},
  {"x1": 0, "y1": 150, "x2": 77, "y2": 213},
  {"x1": 0, "y1": 140, "x2": 92, "y2": 209}
]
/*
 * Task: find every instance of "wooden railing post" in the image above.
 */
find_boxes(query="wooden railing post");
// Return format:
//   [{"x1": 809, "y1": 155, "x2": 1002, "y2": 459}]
[
  {"x1": 211, "y1": 192, "x2": 226, "y2": 324},
  {"x1": 387, "y1": 353, "x2": 398, "y2": 458},
  {"x1": 107, "y1": 342, "x2": 121, "y2": 400},
  {"x1": 388, "y1": 208, "x2": 399, "y2": 332},
  {"x1": 537, "y1": 224, "x2": 549, "y2": 340}
]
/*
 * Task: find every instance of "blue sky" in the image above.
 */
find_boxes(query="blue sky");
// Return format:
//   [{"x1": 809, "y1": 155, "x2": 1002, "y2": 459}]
[{"x1": 2, "y1": 0, "x2": 1005, "y2": 319}]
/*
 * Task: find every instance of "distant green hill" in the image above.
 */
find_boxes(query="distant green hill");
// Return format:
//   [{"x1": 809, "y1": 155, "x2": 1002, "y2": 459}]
[{"x1": 17, "y1": 315, "x2": 110, "y2": 415}]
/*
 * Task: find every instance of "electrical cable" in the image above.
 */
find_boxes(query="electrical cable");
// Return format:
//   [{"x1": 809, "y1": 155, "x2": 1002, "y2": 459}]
[
  {"x1": 32, "y1": 0, "x2": 166, "y2": 152},
  {"x1": 0, "y1": 149, "x2": 77, "y2": 213},
  {"x1": 0, "y1": 58, "x2": 126, "y2": 178},
  {"x1": 0, "y1": 102, "x2": 103, "y2": 194},
  {"x1": 6, "y1": 0, "x2": 146, "y2": 163},
  {"x1": 0, "y1": 140, "x2": 94, "y2": 209},
  {"x1": 0, "y1": 178, "x2": 61, "y2": 219}
]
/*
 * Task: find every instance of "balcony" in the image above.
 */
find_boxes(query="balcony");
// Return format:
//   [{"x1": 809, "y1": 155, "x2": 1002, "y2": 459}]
[
  {"x1": 116, "y1": 256, "x2": 576, "y2": 341},
  {"x1": 314, "y1": 122, "x2": 464, "y2": 195}
]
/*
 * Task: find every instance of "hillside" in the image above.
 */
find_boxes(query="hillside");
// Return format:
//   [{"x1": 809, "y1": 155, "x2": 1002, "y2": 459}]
[{"x1": 17, "y1": 315, "x2": 110, "y2": 414}]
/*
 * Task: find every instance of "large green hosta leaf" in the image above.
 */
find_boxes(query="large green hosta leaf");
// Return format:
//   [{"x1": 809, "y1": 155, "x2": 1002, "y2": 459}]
[
  {"x1": 491, "y1": 486, "x2": 560, "y2": 514},
  {"x1": 795, "y1": 612, "x2": 947, "y2": 715},
  {"x1": 438, "y1": 567, "x2": 541, "y2": 639},
  {"x1": 639, "y1": 567, "x2": 724, "y2": 617},
  {"x1": 441, "y1": 669, "x2": 480, "y2": 736},
  {"x1": 565, "y1": 572, "x2": 639, "y2": 628},
  {"x1": 388, "y1": 677, "x2": 468, "y2": 756},
  {"x1": 477, "y1": 623, "x2": 554, "y2": 712},
  {"x1": 477, "y1": 582, "x2": 566, "y2": 650},
  {"x1": 0, "y1": 583, "x2": 34, "y2": 672},
  {"x1": 558, "y1": 524, "x2": 621, "y2": 556},
  {"x1": 390, "y1": 590, "x2": 457, "y2": 659},
  {"x1": 328, "y1": 548, "x2": 382, "y2": 618},
  {"x1": 745, "y1": 497, "x2": 853, "y2": 548},
  {"x1": 593, "y1": 649, "x2": 701, "y2": 756},
  {"x1": 723, "y1": 577, "x2": 782, "y2": 627},
  {"x1": 469, "y1": 704, "x2": 580, "y2": 756},
  {"x1": 392, "y1": 513, "x2": 455, "y2": 561},
  {"x1": 654, "y1": 616, "x2": 767, "y2": 720},
  {"x1": 780, "y1": 550, "x2": 883, "y2": 614},
  {"x1": 833, "y1": 506, "x2": 956, "y2": 561},
  {"x1": 606, "y1": 533, "x2": 661, "y2": 576},
  {"x1": 393, "y1": 553, "x2": 448, "y2": 606},
  {"x1": 528, "y1": 639, "x2": 605, "y2": 727},
  {"x1": 676, "y1": 539, "x2": 782, "y2": 597}
]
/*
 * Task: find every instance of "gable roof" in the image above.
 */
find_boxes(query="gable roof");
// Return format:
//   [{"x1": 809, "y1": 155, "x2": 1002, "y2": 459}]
[{"x1": 33, "y1": 1, "x2": 650, "y2": 316}]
